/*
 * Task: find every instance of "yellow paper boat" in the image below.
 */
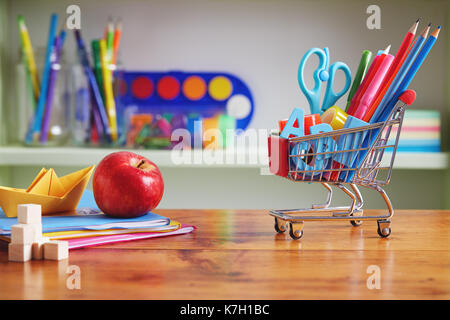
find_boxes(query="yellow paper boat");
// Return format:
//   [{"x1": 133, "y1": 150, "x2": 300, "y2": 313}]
[{"x1": 0, "y1": 166, "x2": 94, "y2": 217}]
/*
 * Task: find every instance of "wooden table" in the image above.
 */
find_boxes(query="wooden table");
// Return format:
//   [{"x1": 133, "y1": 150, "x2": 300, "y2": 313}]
[{"x1": 0, "y1": 209, "x2": 449, "y2": 299}]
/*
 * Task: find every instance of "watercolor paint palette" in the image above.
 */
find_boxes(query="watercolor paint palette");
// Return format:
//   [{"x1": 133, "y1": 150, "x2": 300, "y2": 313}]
[{"x1": 115, "y1": 71, "x2": 254, "y2": 132}]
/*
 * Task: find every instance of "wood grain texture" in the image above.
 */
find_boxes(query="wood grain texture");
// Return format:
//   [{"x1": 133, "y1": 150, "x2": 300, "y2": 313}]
[{"x1": 0, "y1": 209, "x2": 449, "y2": 299}]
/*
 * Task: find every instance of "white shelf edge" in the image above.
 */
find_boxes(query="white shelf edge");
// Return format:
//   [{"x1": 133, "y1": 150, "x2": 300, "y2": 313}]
[{"x1": 0, "y1": 147, "x2": 447, "y2": 170}]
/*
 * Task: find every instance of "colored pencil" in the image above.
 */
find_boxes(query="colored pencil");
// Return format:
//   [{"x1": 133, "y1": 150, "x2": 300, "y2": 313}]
[
  {"x1": 91, "y1": 40, "x2": 105, "y2": 100},
  {"x1": 383, "y1": 19, "x2": 419, "y2": 86},
  {"x1": 40, "y1": 30, "x2": 66, "y2": 143},
  {"x1": 106, "y1": 18, "x2": 114, "y2": 63},
  {"x1": 74, "y1": 29, "x2": 111, "y2": 142},
  {"x1": 366, "y1": 23, "x2": 430, "y2": 123},
  {"x1": 345, "y1": 50, "x2": 372, "y2": 111},
  {"x1": 99, "y1": 39, "x2": 118, "y2": 141},
  {"x1": 112, "y1": 20, "x2": 122, "y2": 65},
  {"x1": 26, "y1": 13, "x2": 58, "y2": 143},
  {"x1": 17, "y1": 15, "x2": 39, "y2": 101},
  {"x1": 375, "y1": 26, "x2": 441, "y2": 123}
]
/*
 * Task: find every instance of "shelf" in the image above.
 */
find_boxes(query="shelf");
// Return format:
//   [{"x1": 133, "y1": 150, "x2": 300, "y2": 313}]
[
  {"x1": 0, "y1": 146, "x2": 447, "y2": 169},
  {"x1": 0, "y1": 146, "x2": 268, "y2": 168}
]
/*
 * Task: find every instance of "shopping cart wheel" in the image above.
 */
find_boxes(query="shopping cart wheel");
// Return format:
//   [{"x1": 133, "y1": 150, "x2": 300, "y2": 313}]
[
  {"x1": 274, "y1": 217, "x2": 287, "y2": 233},
  {"x1": 377, "y1": 227, "x2": 391, "y2": 238},
  {"x1": 289, "y1": 222, "x2": 303, "y2": 240},
  {"x1": 350, "y1": 220, "x2": 363, "y2": 227},
  {"x1": 350, "y1": 210, "x2": 363, "y2": 227},
  {"x1": 377, "y1": 220, "x2": 391, "y2": 238}
]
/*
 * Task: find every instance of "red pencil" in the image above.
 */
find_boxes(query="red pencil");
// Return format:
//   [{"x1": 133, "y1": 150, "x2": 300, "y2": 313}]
[{"x1": 383, "y1": 19, "x2": 419, "y2": 84}]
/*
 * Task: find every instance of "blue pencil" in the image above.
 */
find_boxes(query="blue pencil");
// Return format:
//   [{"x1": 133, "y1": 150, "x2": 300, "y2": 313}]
[
  {"x1": 74, "y1": 29, "x2": 112, "y2": 142},
  {"x1": 345, "y1": 26, "x2": 441, "y2": 183},
  {"x1": 28, "y1": 13, "x2": 58, "y2": 142},
  {"x1": 376, "y1": 26, "x2": 441, "y2": 123},
  {"x1": 370, "y1": 24, "x2": 430, "y2": 123}
]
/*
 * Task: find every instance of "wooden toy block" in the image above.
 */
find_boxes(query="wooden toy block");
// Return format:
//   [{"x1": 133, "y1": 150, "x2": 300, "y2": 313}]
[
  {"x1": 44, "y1": 241, "x2": 69, "y2": 261},
  {"x1": 11, "y1": 224, "x2": 34, "y2": 244},
  {"x1": 8, "y1": 243, "x2": 32, "y2": 262},
  {"x1": 29, "y1": 223, "x2": 43, "y2": 242},
  {"x1": 32, "y1": 238, "x2": 48, "y2": 260},
  {"x1": 17, "y1": 204, "x2": 42, "y2": 224}
]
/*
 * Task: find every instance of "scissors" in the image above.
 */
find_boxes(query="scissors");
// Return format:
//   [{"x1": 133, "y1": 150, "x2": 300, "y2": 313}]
[{"x1": 298, "y1": 47, "x2": 352, "y2": 115}]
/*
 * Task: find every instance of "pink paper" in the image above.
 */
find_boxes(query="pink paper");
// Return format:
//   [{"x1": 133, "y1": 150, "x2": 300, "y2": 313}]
[{"x1": 67, "y1": 224, "x2": 196, "y2": 249}]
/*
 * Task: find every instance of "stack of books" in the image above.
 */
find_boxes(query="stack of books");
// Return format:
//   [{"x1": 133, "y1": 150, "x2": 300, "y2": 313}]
[
  {"x1": 0, "y1": 190, "x2": 195, "y2": 249},
  {"x1": 389, "y1": 109, "x2": 441, "y2": 152}
]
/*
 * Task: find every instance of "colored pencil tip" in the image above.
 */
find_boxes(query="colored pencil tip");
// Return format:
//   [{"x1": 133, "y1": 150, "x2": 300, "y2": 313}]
[
  {"x1": 410, "y1": 19, "x2": 419, "y2": 34},
  {"x1": 384, "y1": 44, "x2": 391, "y2": 54},
  {"x1": 431, "y1": 26, "x2": 441, "y2": 38}
]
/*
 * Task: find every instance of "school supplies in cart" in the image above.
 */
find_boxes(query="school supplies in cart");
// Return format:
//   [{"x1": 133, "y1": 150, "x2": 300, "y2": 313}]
[
  {"x1": 267, "y1": 19, "x2": 440, "y2": 240},
  {"x1": 269, "y1": 90, "x2": 416, "y2": 239}
]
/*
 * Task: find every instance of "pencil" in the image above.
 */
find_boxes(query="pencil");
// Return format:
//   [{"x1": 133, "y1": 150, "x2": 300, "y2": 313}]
[
  {"x1": 26, "y1": 13, "x2": 58, "y2": 143},
  {"x1": 99, "y1": 39, "x2": 118, "y2": 141},
  {"x1": 112, "y1": 20, "x2": 122, "y2": 65},
  {"x1": 385, "y1": 19, "x2": 419, "y2": 81},
  {"x1": 17, "y1": 15, "x2": 39, "y2": 101},
  {"x1": 40, "y1": 30, "x2": 66, "y2": 143},
  {"x1": 365, "y1": 23, "x2": 430, "y2": 122},
  {"x1": 74, "y1": 29, "x2": 111, "y2": 142},
  {"x1": 106, "y1": 18, "x2": 114, "y2": 64},
  {"x1": 376, "y1": 26, "x2": 441, "y2": 123}
]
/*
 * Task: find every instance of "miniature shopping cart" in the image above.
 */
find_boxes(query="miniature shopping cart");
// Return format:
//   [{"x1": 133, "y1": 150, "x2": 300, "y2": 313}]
[{"x1": 268, "y1": 90, "x2": 416, "y2": 240}]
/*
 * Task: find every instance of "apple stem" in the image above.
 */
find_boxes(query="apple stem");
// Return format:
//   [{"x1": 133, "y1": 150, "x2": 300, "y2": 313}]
[{"x1": 137, "y1": 160, "x2": 146, "y2": 169}]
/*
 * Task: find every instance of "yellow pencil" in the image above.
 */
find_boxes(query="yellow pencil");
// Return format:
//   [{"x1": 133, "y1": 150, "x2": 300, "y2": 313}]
[
  {"x1": 17, "y1": 15, "x2": 39, "y2": 101},
  {"x1": 99, "y1": 39, "x2": 118, "y2": 141}
]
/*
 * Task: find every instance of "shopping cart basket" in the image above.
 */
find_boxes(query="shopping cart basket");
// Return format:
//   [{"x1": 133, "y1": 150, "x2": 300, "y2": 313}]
[{"x1": 268, "y1": 90, "x2": 416, "y2": 240}]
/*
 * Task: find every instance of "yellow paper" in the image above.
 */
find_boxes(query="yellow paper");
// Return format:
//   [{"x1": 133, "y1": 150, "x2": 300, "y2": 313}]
[
  {"x1": 0, "y1": 166, "x2": 94, "y2": 217},
  {"x1": 27, "y1": 168, "x2": 65, "y2": 197}
]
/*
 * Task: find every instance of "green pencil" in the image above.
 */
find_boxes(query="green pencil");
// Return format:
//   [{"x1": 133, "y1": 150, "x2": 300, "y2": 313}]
[
  {"x1": 345, "y1": 50, "x2": 372, "y2": 111},
  {"x1": 91, "y1": 39, "x2": 105, "y2": 101},
  {"x1": 106, "y1": 18, "x2": 114, "y2": 63}
]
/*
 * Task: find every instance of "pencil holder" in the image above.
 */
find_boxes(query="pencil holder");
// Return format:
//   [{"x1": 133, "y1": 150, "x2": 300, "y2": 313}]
[{"x1": 15, "y1": 48, "x2": 72, "y2": 147}]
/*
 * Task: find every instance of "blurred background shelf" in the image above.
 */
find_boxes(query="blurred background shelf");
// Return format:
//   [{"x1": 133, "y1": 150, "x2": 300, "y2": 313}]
[{"x1": 0, "y1": 146, "x2": 447, "y2": 169}]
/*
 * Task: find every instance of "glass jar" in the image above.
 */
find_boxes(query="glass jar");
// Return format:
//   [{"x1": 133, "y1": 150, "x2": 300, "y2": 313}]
[{"x1": 14, "y1": 48, "x2": 72, "y2": 146}]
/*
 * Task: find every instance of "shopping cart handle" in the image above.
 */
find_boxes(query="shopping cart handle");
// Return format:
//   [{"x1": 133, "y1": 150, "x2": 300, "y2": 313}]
[{"x1": 398, "y1": 89, "x2": 416, "y2": 105}]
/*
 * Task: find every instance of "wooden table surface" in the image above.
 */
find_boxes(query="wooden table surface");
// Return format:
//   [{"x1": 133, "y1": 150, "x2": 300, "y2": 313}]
[{"x1": 0, "y1": 209, "x2": 449, "y2": 299}]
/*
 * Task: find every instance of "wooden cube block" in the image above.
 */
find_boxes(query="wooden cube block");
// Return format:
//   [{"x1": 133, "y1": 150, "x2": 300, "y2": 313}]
[
  {"x1": 32, "y1": 239, "x2": 48, "y2": 260},
  {"x1": 44, "y1": 241, "x2": 69, "y2": 261},
  {"x1": 17, "y1": 204, "x2": 42, "y2": 224},
  {"x1": 8, "y1": 243, "x2": 32, "y2": 262},
  {"x1": 11, "y1": 224, "x2": 34, "y2": 244},
  {"x1": 29, "y1": 223, "x2": 43, "y2": 242}
]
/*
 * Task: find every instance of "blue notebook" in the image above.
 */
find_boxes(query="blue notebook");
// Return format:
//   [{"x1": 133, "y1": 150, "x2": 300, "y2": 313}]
[{"x1": 0, "y1": 190, "x2": 170, "y2": 235}]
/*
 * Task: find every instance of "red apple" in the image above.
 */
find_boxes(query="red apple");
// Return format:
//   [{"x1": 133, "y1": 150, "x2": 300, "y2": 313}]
[{"x1": 93, "y1": 151, "x2": 164, "y2": 218}]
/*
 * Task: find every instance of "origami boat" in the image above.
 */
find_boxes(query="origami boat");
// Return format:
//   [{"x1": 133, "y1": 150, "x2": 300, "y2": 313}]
[{"x1": 0, "y1": 166, "x2": 94, "y2": 217}]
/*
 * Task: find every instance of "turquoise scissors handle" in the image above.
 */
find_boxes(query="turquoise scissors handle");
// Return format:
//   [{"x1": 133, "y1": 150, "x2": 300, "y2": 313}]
[
  {"x1": 298, "y1": 48, "x2": 352, "y2": 114},
  {"x1": 298, "y1": 47, "x2": 329, "y2": 115},
  {"x1": 321, "y1": 61, "x2": 351, "y2": 112}
]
